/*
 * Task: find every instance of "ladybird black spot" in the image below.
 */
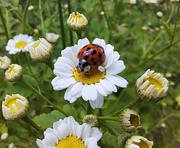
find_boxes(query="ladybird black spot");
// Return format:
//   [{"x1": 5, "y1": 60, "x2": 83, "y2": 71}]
[
  {"x1": 82, "y1": 62, "x2": 89, "y2": 67},
  {"x1": 93, "y1": 62, "x2": 97, "y2": 65},
  {"x1": 84, "y1": 55, "x2": 89, "y2": 60},
  {"x1": 91, "y1": 50, "x2": 97, "y2": 55},
  {"x1": 91, "y1": 57, "x2": 94, "y2": 62},
  {"x1": 86, "y1": 47, "x2": 91, "y2": 51},
  {"x1": 99, "y1": 53, "x2": 102, "y2": 59}
]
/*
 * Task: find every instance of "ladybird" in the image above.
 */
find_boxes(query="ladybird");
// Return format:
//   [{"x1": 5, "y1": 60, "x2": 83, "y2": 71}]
[{"x1": 76, "y1": 44, "x2": 105, "y2": 73}]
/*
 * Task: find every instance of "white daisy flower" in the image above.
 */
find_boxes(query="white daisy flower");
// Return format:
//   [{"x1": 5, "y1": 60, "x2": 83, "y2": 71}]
[
  {"x1": 36, "y1": 116, "x2": 102, "y2": 148},
  {"x1": 46, "y1": 33, "x2": 59, "y2": 43},
  {"x1": 51, "y1": 38, "x2": 128, "y2": 109},
  {"x1": 6, "y1": 34, "x2": 34, "y2": 54},
  {"x1": 0, "y1": 56, "x2": 11, "y2": 70}
]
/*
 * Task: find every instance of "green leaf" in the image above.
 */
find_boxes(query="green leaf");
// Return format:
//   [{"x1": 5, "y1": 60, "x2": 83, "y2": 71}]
[
  {"x1": 0, "y1": 123, "x2": 8, "y2": 134},
  {"x1": 33, "y1": 110, "x2": 65, "y2": 129}
]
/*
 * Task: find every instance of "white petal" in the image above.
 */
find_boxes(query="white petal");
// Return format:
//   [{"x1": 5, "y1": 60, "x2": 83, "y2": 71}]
[
  {"x1": 58, "y1": 123, "x2": 71, "y2": 139},
  {"x1": 43, "y1": 133, "x2": 58, "y2": 146},
  {"x1": 92, "y1": 38, "x2": 106, "y2": 49},
  {"x1": 82, "y1": 85, "x2": 98, "y2": 101},
  {"x1": 95, "y1": 82, "x2": 109, "y2": 96},
  {"x1": 106, "y1": 75, "x2": 128, "y2": 88},
  {"x1": 77, "y1": 38, "x2": 90, "y2": 49},
  {"x1": 61, "y1": 47, "x2": 77, "y2": 64},
  {"x1": 106, "y1": 60, "x2": 125, "y2": 75},
  {"x1": 89, "y1": 94, "x2": 104, "y2": 109}
]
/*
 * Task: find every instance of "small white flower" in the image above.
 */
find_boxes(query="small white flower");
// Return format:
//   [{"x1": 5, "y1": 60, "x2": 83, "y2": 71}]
[
  {"x1": 119, "y1": 109, "x2": 141, "y2": 132},
  {"x1": 8, "y1": 143, "x2": 16, "y2": 148},
  {"x1": 51, "y1": 38, "x2": 128, "y2": 109},
  {"x1": 136, "y1": 69, "x2": 169, "y2": 101},
  {"x1": 0, "y1": 56, "x2": 11, "y2": 70},
  {"x1": 6, "y1": 34, "x2": 34, "y2": 54},
  {"x1": 130, "y1": 0, "x2": 136, "y2": 4},
  {"x1": 67, "y1": 12, "x2": 88, "y2": 32},
  {"x1": 28, "y1": 38, "x2": 53, "y2": 62},
  {"x1": 156, "y1": 11, "x2": 163, "y2": 17},
  {"x1": 144, "y1": 0, "x2": 157, "y2": 3},
  {"x1": 1, "y1": 133, "x2": 8, "y2": 140},
  {"x1": 36, "y1": 116, "x2": 102, "y2": 148},
  {"x1": 2, "y1": 94, "x2": 29, "y2": 121},
  {"x1": 46, "y1": 33, "x2": 59, "y2": 43},
  {"x1": 5, "y1": 64, "x2": 23, "y2": 82},
  {"x1": 125, "y1": 136, "x2": 153, "y2": 148},
  {"x1": 28, "y1": 5, "x2": 34, "y2": 11}
]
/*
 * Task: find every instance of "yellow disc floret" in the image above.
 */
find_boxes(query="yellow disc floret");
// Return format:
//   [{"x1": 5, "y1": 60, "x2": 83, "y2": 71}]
[
  {"x1": 56, "y1": 136, "x2": 86, "y2": 148},
  {"x1": 73, "y1": 67, "x2": 105, "y2": 85},
  {"x1": 15, "y1": 41, "x2": 27, "y2": 49}
]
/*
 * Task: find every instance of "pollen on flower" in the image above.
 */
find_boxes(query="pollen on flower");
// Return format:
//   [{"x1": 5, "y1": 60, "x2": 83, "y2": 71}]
[
  {"x1": 56, "y1": 136, "x2": 86, "y2": 148},
  {"x1": 15, "y1": 41, "x2": 27, "y2": 49},
  {"x1": 73, "y1": 67, "x2": 106, "y2": 85},
  {"x1": 144, "y1": 77, "x2": 163, "y2": 91}
]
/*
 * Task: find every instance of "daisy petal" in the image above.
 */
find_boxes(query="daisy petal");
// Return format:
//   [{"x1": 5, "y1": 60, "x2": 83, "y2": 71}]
[
  {"x1": 106, "y1": 75, "x2": 128, "y2": 88},
  {"x1": 89, "y1": 94, "x2": 104, "y2": 109}
]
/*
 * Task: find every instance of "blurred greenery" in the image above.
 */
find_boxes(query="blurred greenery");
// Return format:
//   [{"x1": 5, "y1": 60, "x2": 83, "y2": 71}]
[{"x1": 0, "y1": 0, "x2": 180, "y2": 147}]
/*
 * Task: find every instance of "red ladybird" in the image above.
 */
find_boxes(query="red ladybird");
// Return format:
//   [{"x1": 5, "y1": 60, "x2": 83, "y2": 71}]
[{"x1": 76, "y1": 44, "x2": 106, "y2": 73}]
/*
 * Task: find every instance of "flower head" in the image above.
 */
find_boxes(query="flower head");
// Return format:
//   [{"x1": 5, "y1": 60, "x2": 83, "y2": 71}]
[
  {"x1": 5, "y1": 64, "x2": 23, "y2": 82},
  {"x1": 46, "y1": 33, "x2": 59, "y2": 43},
  {"x1": 51, "y1": 38, "x2": 128, "y2": 109},
  {"x1": 144, "y1": 0, "x2": 157, "y2": 3},
  {"x1": 0, "y1": 56, "x2": 11, "y2": 70},
  {"x1": 125, "y1": 136, "x2": 153, "y2": 148},
  {"x1": 6, "y1": 34, "x2": 34, "y2": 54},
  {"x1": 2, "y1": 94, "x2": 29, "y2": 121},
  {"x1": 136, "y1": 69, "x2": 168, "y2": 101},
  {"x1": 1, "y1": 133, "x2": 8, "y2": 140},
  {"x1": 67, "y1": 12, "x2": 88, "y2": 32},
  {"x1": 36, "y1": 116, "x2": 102, "y2": 148},
  {"x1": 28, "y1": 38, "x2": 53, "y2": 62},
  {"x1": 119, "y1": 109, "x2": 141, "y2": 133},
  {"x1": 83, "y1": 114, "x2": 98, "y2": 127}
]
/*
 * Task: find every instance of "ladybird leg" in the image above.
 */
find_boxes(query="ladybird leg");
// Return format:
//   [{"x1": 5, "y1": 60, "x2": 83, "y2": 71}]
[{"x1": 84, "y1": 65, "x2": 91, "y2": 72}]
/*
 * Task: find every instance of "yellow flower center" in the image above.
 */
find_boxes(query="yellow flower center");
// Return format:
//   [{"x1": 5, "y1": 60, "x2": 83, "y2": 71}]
[
  {"x1": 0, "y1": 60, "x2": 5, "y2": 65},
  {"x1": 6, "y1": 97, "x2": 21, "y2": 114},
  {"x1": 133, "y1": 140, "x2": 149, "y2": 148},
  {"x1": 73, "y1": 67, "x2": 106, "y2": 85},
  {"x1": 144, "y1": 77, "x2": 162, "y2": 91},
  {"x1": 56, "y1": 136, "x2": 86, "y2": 148},
  {"x1": 15, "y1": 41, "x2": 27, "y2": 49},
  {"x1": 130, "y1": 114, "x2": 139, "y2": 127},
  {"x1": 32, "y1": 40, "x2": 40, "y2": 48},
  {"x1": 6, "y1": 65, "x2": 15, "y2": 74}
]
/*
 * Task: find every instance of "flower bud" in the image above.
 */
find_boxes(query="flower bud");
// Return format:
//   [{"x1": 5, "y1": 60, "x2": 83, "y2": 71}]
[
  {"x1": 125, "y1": 136, "x2": 153, "y2": 148},
  {"x1": 67, "y1": 12, "x2": 88, "y2": 32},
  {"x1": 2, "y1": 94, "x2": 29, "y2": 121},
  {"x1": 5, "y1": 64, "x2": 23, "y2": 82},
  {"x1": 46, "y1": 33, "x2": 59, "y2": 43},
  {"x1": 83, "y1": 114, "x2": 98, "y2": 127},
  {"x1": 1, "y1": 133, "x2": 8, "y2": 140},
  {"x1": 0, "y1": 56, "x2": 11, "y2": 70},
  {"x1": 28, "y1": 38, "x2": 53, "y2": 63},
  {"x1": 136, "y1": 69, "x2": 169, "y2": 101},
  {"x1": 119, "y1": 109, "x2": 141, "y2": 133}
]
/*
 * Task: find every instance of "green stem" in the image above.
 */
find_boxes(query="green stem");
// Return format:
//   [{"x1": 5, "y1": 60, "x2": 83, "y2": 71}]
[
  {"x1": 97, "y1": 116, "x2": 119, "y2": 122},
  {"x1": 99, "y1": 0, "x2": 112, "y2": 43},
  {"x1": 100, "y1": 121, "x2": 119, "y2": 136},
  {"x1": 19, "y1": 79, "x2": 68, "y2": 116},
  {"x1": 22, "y1": 115, "x2": 43, "y2": 133},
  {"x1": 0, "y1": 7, "x2": 9, "y2": 41},
  {"x1": 23, "y1": 0, "x2": 30, "y2": 33},
  {"x1": 57, "y1": 0, "x2": 66, "y2": 49},
  {"x1": 126, "y1": 39, "x2": 180, "y2": 75},
  {"x1": 67, "y1": 0, "x2": 73, "y2": 45},
  {"x1": 110, "y1": 99, "x2": 141, "y2": 116},
  {"x1": 39, "y1": 0, "x2": 45, "y2": 36},
  {"x1": 170, "y1": 0, "x2": 180, "y2": 43},
  {"x1": 76, "y1": 31, "x2": 82, "y2": 39}
]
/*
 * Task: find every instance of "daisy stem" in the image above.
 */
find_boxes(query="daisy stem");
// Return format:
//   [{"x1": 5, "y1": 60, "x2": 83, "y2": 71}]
[
  {"x1": 99, "y1": 0, "x2": 112, "y2": 43},
  {"x1": 19, "y1": 79, "x2": 68, "y2": 116},
  {"x1": 0, "y1": 7, "x2": 10, "y2": 41},
  {"x1": 39, "y1": 0, "x2": 45, "y2": 36},
  {"x1": 126, "y1": 39, "x2": 180, "y2": 75},
  {"x1": 100, "y1": 121, "x2": 119, "y2": 137},
  {"x1": 97, "y1": 116, "x2": 119, "y2": 122},
  {"x1": 23, "y1": 53, "x2": 38, "y2": 82},
  {"x1": 110, "y1": 99, "x2": 141, "y2": 116},
  {"x1": 67, "y1": 0, "x2": 73, "y2": 45},
  {"x1": 22, "y1": 115, "x2": 43, "y2": 133},
  {"x1": 23, "y1": 0, "x2": 30, "y2": 33},
  {"x1": 57, "y1": 0, "x2": 66, "y2": 49}
]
